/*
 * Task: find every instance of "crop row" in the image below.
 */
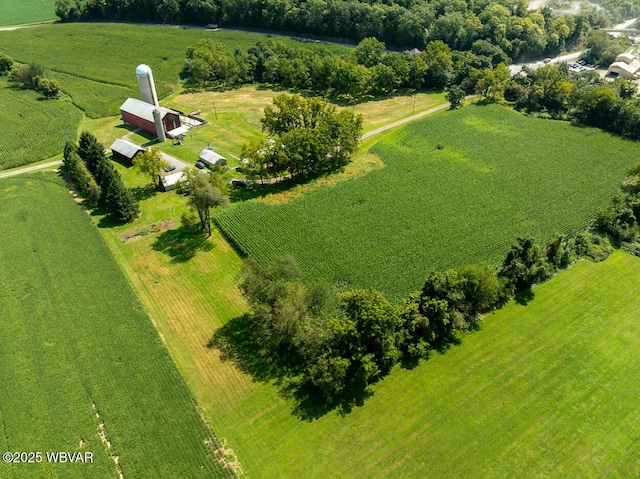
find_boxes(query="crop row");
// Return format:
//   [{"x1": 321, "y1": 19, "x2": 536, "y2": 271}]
[{"x1": 0, "y1": 81, "x2": 81, "y2": 170}]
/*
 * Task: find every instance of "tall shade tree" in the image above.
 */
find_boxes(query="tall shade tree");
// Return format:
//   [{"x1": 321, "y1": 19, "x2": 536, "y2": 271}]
[{"x1": 177, "y1": 168, "x2": 229, "y2": 236}]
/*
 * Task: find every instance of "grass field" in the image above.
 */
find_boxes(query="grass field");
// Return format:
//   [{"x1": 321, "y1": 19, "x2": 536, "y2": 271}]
[
  {"x1": 0, "y1": 0, "x2": 56, "y2": 27},
  {"x1": 0, "y1": 23, "x2": 349, "y2": 117},
  {"x1": 95, "y1": 167, "x2": 640, "y2": 478},
  {"x1": 216, "y1": 104, "x2": 639, "y2": 300},
  {"x1": 0, "y1": 173, "x2": 235, "y2": 478},
  {"x1": 0, "y1": 77, "x2": 82, "y2": 170}
]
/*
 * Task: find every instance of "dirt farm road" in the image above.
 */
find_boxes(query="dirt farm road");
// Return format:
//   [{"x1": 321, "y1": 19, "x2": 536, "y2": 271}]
[{"x1": 0, "y1": 160, "x2": 63, "y2": 180}]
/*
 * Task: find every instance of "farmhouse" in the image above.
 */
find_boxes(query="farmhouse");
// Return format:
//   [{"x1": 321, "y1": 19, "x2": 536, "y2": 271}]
[
  {"x1": 109, "y1": 139, "x2": 146, "y2": 163},
  {"x1": 199, "y1": 147, "x2": 227, "y2": 167},
  {"x1": 120, "y1": 98, "x2": 181, "y2": 140},
  {"x1": 607, "y1": 53, "x2": 640, "y2": 79}
]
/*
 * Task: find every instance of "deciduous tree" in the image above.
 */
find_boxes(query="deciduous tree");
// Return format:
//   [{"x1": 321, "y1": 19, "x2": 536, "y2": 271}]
[
  {"x1": 177, "y1": 168, "x2": 229, "y2": 236},
  {"x1": 133, "y1": 148, "x2": 169, "y2": 185}
]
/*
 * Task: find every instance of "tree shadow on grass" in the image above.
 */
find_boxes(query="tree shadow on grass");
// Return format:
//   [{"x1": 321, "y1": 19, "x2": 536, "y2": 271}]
[
  {"x1": 227, "y1": 171, "x2": 328, "y2": 203},
  {"x1": 130, "y1": 184, "x2": 158, "y2": 201},
  {"x1": 152, "y1": 226, "x2": 213, "y2": 262},
  {"x1": 515, "y1": 288, "x2": 535, "y2": 306},
  {"x1": 207, "y1": 314, "x2": 374, "y2": 421}
]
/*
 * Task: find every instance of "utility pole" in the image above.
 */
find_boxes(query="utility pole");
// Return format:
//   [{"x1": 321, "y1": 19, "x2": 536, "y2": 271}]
[{"x1": 213, "y1": 102, "x2": 218, "y2": 120}]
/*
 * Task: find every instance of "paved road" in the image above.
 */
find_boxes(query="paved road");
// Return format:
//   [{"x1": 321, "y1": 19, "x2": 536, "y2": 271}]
[{"x1": 509, "y1": 51, "x2": 583, "y2": 75}]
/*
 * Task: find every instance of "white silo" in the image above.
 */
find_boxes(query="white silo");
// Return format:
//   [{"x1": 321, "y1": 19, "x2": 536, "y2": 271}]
[{"x1": 136, "y1": 64, "x2": 159, "y2": 107}]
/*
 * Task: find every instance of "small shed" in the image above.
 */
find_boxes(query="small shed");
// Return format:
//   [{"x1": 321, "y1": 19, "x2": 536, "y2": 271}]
[
  {"x1": 199, "y1": 147, "x2": 227, "y2": 167},
  {"x1": 159, "y1": 171, "x2": 185, "y2": 192},
  {"x1": 110, "y1": 139, "x2": 146, "y2": 163},
  {"x1": 120, "y1": 98, "x2": 181, "y2": 138}
]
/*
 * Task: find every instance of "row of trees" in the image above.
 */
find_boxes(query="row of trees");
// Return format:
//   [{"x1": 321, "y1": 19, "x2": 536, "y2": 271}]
[
  {"x1": 595, "y1": 162, "x2": 640, "y2": 247},
  {"x1": 240, "y1": 94, "x2": 362, "y2": 181},
  {"x1": 235, "y1": 219, "x2": 622, "y2": 407},
  {"x1": 504, "y1": 61, "x2": 640, "y2": 140},
  {"x1": 184, "y1": 38, "x2": 495, "y2": 100},
  {"x1": 64, "y1": 132, "x2": 139, "y2": 222},
  {"x1": 1, "y1": 54, "x2": 61, "y2": 98},
  {"x1": 57, "y1": 0, "x2": 597, "y2": 59}
]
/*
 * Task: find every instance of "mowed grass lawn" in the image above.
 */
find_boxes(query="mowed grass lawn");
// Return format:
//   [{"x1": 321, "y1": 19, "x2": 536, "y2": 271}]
[
  {"x1": 216, "y1": 104, "x2": 639, "y2": 300},
  {"x1": 0, "y1": 0, "x2": 56, "y2": 27},
  {"x1": 0, "y1": 173, "x2": 234, "y2": 479},
  {"x1": 0, "y1": 23, "x2": 350, "y2": 117},
  {"x1": 0, "y1": 77, "x2": 81, "y2": 170}
]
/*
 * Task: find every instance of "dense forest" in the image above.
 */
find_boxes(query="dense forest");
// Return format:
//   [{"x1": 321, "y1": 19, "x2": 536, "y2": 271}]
[{"x1": 55, "y1": 0, "x2": 622, "y2": 60}]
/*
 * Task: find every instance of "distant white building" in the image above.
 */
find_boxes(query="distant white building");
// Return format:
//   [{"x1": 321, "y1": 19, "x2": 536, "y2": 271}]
[
  {"x1": 199, "y1": 147, "x2": 227, "y2": 167},
  {"x1": 607, "y1": 53, "x2": 640, "y2": 79}
]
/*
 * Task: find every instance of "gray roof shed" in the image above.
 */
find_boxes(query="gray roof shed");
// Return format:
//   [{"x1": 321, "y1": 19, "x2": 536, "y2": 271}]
[{"x1": 110, "y1": 139, "x2": 146, "y2": 162}]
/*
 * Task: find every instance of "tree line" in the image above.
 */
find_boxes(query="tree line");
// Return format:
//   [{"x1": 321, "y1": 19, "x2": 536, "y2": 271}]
[
  {"x1": 56, "y1": 0, "x2": 599, "y2": 60},
  {"x1": 218, "y1": 164, "x2": 640, "y2": 413},
  {"x1": 183, "y1": 37, "x2": 483, "y2": 100},
  {"x1": 63, "y1": 132, "x2": 139, "y2": 222}
]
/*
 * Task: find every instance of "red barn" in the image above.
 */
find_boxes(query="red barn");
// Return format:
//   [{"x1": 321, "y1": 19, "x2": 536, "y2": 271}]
[{"x1": 119, "y1": 98, "x2": 181, "y2": 138}]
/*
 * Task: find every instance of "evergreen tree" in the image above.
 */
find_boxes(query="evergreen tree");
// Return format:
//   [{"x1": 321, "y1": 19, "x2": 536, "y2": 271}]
[{"x1": 106, "y1": 174, "x2": 140, "y2": 223}]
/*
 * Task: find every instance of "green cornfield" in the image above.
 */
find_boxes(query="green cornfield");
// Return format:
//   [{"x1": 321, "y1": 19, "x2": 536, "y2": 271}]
[
  {"x1": 0, "y1": 78, "x2": 81, "y2": 170},
  {"x1": 216, "y1": 104, "x2": 639, "y2": 300},
  {"x1": 0, "y1": 0, "x2": 56, "y2": 27},
  {"x1": 0, "y1": 173, "x2": 235, "y2": 479}
]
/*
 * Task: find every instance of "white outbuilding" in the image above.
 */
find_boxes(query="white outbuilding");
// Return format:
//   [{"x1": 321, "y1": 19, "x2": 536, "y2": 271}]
[
  {"x1": 158, "y1": 171, "x2": 185, "y2": 192},
  {"x1": 607, "y1": 53, "x2": 640, "y2": 79},
  {"x1": 198, "y1": 147, "x2": 227, "y2": 167}
]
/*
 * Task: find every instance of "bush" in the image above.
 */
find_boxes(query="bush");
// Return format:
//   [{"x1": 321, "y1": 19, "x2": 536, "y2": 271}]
[
  {"x1": 0, "y1": 52, "x2": 13, "y2": 75},
  {"x1": 36, "y1": 78, "x2": 61, "y2": 98},
  {"x1": 571, "y1": 231, "x2": 613, "y2": 262},
  {"x1": 499, "y1": 236, "x2": 550, "y2": 291}
]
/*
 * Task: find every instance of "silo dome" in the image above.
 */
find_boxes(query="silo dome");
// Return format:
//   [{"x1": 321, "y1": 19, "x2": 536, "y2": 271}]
[
  {"x1": 136, "y1": 64, "x2": 152, "y2": 76},
  {"x1": 135, "y1": 64, "x2": 159, "y2": 107}
]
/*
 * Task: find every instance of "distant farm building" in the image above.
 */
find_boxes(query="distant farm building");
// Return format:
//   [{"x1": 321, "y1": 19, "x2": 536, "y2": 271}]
[
  {"x1": 199, "y1": 147, "x2": 227, "y2": 167},
  {"x1": 607, "y1": 53, "x2": 640, "y2": 79},
  {"x1": 110, "y1": 138, "x2": 146, "y2": 164},
  {"x1": 120, "y1": 98, "x2": 181, "y2": 140}
]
